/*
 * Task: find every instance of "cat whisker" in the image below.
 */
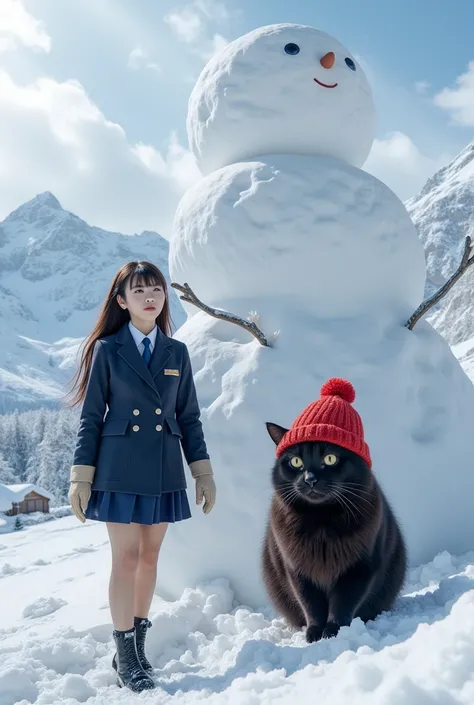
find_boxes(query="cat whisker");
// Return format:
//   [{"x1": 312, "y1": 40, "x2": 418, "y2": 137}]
[
  {"x1": 341, "y1": 483, "x2": 375, "y2": 511},
  {"x1": 332, "y1": 486, "x2": 372, "y2": 522},
  {"x1": 342, "y1": 481, "x2": 373, "y2": 490},
  {"x1": 330, "y1": 488, "x2": 358, "y2": 523},
  {"x1": 341, "y1": 482, "x2": 376, "y2": 498},
  {"x1": 279, "y1": 482, "x2": 297, "y2": 494},
  {"x1": 279, "y1": 484, "x2": 300, "y2": 506},
  {"x1": 342, "y1": 482, "x2": 374, "y2": 499},
  {"x1": 340, "y1": 486, "x2": 375, "y2": 507},
  {"x1": 282, "y1": 492, "x2": 299, "y2": 507},
  {"x1": 340, "y1": 485, "x2": 374, "y2": 504},
  {"x1": 338, "y1": 489, "x2": 372, "y2": 521},
  {"x1": 279, "y1": 486, "x2": 294, "y2": 499},
  {"x1": 330, "y1": 491, "x2": 351, "y2": 523}
]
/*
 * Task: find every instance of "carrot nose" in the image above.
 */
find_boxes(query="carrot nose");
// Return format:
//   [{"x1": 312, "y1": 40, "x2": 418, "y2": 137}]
[{"x1": 320, "y1": 51, "x2": 335, "y2": 69}]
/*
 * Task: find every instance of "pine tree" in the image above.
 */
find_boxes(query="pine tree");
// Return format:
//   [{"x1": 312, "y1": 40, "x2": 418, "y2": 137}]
[
  {"x1": 2, "y1": 412, "x2": 29, "y2": 482},
  {"x1": 0, "y1": 448, "x2": 16, "y2": 484},
  {"x1": 14, "y1": 516, "x2": 23, "y2": 531},
  {"x1": 37, "y1": 408, "x2": 78, "y2": 504},
  {"x1": 25, "y1": 409, "x2": 48, "y2": 484}
]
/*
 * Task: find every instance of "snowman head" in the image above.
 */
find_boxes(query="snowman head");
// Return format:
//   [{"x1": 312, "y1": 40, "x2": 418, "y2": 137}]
[{"x1": 187, "y1": 23, "x2": 376, "y2": 175}]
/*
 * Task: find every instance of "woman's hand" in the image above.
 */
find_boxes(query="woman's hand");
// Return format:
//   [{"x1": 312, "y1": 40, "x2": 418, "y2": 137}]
[
  {"x1": 189, "y1": 459, "x2": 216, "y2": 514},
  {"x1": 69, "y1": 465, "x2": 95, "y2": 521},
  {"x1": 195, "y1": 474, "x2": 216, "y2": 514},
  {"x1": 68, "y1": 481, "x2": 91, "y2": 522}
]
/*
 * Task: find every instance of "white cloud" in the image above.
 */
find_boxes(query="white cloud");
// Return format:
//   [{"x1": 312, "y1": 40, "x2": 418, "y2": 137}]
[
  {"x1": 0, "y1": 69, "x2": 200, "y2": 237},
  {"x1": 165, "y1": 7, "x2": 203, "y2": 44},
  {"x1": 415, "y1": 80, "x2": 430, "y2": 94},
  {"x1": 206, "y1": 33, "x2": 228, "y2": 60},
  {"x1": 364, "y1": 131, "x2": 450, "y2": 201},
  {"x1": 194, "y1": 0, "x2": 230, "y2": 22},
  {"x1": 132, "y1": 133, "x2": 198, "y2": 190},
  {"x1": 434, "y1": 61, "x2": 474, "y2": 126},
  {"x1": 127, "y1": 45, "x2": 160, "y2": 74},
  {"x1": 164, "y1": 0, "x2": 229, "y2": 59},
  {"x1": 0, "y1": 0, "x2": 51, "y2": 53}
]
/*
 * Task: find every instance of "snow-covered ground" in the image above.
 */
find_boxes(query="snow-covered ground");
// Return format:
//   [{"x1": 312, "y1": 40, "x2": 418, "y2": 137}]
[{"x1": 1, "y1": 514, "x2": 474, "y2": 704}]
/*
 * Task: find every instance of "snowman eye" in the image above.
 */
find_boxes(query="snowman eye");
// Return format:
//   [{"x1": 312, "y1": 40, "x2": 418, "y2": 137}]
[
  {"x1": 345, "y1": 57, "x2": 356, "y2": 71},
  {"x1": 284, "y1": 43, "x2": 300, "y2": 55}
]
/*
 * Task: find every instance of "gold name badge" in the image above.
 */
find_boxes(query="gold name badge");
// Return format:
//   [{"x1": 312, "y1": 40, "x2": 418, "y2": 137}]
[{"x1": 164, "y1": 369, "x2": 180, "y2": 376}]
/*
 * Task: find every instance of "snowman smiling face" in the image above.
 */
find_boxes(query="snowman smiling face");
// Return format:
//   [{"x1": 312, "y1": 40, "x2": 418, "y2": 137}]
[
  {"x1": 284, "y1": 41, "x2": 353, "y2": 89},
  {"x1": 284, "y1": 40, "x2": 361, "y2": 93},
  {"x1": 188, "y1": 23, "x2": 376, "y2": 174}
]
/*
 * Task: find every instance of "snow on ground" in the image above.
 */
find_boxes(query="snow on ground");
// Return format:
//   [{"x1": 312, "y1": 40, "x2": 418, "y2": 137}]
[{"x1": 1, "y1": 515, "x2": 474, "y2": 704}]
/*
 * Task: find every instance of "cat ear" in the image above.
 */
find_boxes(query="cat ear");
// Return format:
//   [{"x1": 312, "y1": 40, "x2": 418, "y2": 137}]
[{"x1": 265, "y1": 422, "x2": 288, "y2": 446}]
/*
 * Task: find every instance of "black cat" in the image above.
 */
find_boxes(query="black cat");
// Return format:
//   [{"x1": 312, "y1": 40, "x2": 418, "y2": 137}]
[{"x1": 262, "y1": 386, "x2": 406, "y2": 643}]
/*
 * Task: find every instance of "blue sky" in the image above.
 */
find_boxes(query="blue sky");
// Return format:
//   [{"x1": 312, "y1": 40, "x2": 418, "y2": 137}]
[{"x1": 1, "y1": 0, "x2": 473, "y2": 236}]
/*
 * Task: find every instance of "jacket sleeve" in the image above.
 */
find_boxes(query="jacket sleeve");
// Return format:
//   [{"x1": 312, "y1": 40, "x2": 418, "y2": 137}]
[
  {"x1": 72, "y1": 340, "x2": 109, "y2": 467},
  {"x1": 175, "y1": 344, "x2": 209, "y2": 465}
]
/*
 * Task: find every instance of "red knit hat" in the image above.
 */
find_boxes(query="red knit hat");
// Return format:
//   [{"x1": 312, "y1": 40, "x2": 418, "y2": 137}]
[{"x1": 275, "y1": 378, "x2": 371, "y2": 468}]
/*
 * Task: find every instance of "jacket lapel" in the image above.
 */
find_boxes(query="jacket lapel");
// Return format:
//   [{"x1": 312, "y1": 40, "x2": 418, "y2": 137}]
[
  {"x1": 148, "y1": 326, "x2": 172, "y2": 380},
  {"x1": 115, "y1": 324, "x2": 158, "y2": 393}
]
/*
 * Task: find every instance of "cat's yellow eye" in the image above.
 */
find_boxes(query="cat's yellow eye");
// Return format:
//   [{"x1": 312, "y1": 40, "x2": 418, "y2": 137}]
[
  {"x1": 290, "y1": 456, "x2": 304, "y2": 469},
  {"x1": 323, "y1": 453, "x2": 338, "y2": 467}
]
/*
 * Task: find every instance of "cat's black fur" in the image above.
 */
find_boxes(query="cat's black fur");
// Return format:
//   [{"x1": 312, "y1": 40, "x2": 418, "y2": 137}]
[{"x1": 262, "y1": 423, "x2": 407, "y2": 643}]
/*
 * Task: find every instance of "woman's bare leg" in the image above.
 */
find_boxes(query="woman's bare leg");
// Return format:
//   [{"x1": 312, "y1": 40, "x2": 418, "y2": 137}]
[
  {"x1": 134, "y1": 523, "x2": 168, "y2": 619},
  {"x1": 106, "y1": 522, "x2": 141, "y2": 631}
]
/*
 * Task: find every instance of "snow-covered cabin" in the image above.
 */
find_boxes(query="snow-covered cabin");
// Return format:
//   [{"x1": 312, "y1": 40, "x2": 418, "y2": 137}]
[{"x1": 0, "y1": 484, "x2": 52, "y2": 516}]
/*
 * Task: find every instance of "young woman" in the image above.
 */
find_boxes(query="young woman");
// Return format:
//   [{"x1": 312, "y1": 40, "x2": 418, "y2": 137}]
[{"x1": 67, "y1": 261, "x2": 216, "y2": 693}]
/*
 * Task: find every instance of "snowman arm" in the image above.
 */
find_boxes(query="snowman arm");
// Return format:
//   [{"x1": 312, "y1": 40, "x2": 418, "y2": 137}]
[
  {"x1": 405, "y1": 235, "x2": 474, "y2": 330},
  {"x1": 171, "y1": 281, "x2": 271, "y2": 347}
]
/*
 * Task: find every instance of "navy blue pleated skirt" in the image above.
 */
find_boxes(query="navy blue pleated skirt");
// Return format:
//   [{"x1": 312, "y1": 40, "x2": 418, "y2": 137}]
[{"x1": 85, "y1": 489, "x2": 191, "y2": 525}]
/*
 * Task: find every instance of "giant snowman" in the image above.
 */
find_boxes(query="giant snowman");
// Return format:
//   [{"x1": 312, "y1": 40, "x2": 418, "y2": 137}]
[{"x1": 158, "y1": 24, "x2": 474, "y2": 609}]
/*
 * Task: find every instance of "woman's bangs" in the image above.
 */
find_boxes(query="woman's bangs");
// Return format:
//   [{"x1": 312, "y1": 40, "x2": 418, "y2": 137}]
[{"x1": 129, "y1": 265, "x2": 164, "y2": 291}]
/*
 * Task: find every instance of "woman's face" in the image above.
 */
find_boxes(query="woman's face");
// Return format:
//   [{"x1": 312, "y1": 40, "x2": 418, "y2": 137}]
[{"x1": 117, "y1": 277, "x2": 166, "y2": 327}]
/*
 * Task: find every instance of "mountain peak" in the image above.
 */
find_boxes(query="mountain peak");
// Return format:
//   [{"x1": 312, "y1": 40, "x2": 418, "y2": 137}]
[
  {"x1": 27, "y1": 192, "x2": 62, "y2": 210},
  {"x1": 410, "y1": 141, "x2": 474, "y2": 204},
  {"x1": 2, "y1": 191, "x2": 65, "y2": 229}
]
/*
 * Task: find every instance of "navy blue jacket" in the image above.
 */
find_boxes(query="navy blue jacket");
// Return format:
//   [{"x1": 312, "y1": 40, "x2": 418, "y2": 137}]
[{"x1": 72, "y1": 323, "x2": 209, "y2": 495}]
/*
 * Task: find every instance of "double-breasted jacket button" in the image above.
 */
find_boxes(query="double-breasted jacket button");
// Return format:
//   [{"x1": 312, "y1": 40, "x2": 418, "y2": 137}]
[
  {"x1": 155, "y1": 424, "x2": 162, "y2": 432},
  {"x1": 133, "y1": 409, "x2": 140, "y2": 416},
  {"x1": 132, "y1": 425, "x2": 140, "y2": 432},
  {"x1": 155, "y1": 408, "x2": 162, "y2": 415}
]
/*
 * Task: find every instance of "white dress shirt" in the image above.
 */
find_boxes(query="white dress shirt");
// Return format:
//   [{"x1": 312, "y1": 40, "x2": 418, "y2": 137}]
[{"x1": 128, "y1": 321, "x2": 157, "y2": 357}]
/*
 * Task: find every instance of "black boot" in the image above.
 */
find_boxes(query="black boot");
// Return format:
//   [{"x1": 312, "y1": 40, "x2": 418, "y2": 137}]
[
  {"x1": 134, "y1": 617, "x2": 154, "y2": 674},
  {"x1": 112, "y1": 619, "x2": 154, "y2": 675},
  {"x1": 112, "y1": 628, "x2": 155, "y2": 692}
]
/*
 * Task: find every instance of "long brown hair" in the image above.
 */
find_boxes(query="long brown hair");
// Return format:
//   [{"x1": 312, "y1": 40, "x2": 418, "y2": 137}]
[{"x1": 65, "y1": 261, "x2": 173, "y2": 408}]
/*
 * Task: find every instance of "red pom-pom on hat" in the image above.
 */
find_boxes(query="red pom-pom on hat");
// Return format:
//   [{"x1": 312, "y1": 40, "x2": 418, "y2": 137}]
[{"x1": 320, "y1": 378, "x2": 355, "y2": 404}]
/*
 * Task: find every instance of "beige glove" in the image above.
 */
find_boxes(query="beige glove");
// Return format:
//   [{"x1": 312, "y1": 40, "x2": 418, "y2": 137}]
[
  {"x1": 189, "y1": 459, "x2": 216, "y2": 514},
  {"x1": 69, "y1": 465, "x2": 95, "y2": 523}
]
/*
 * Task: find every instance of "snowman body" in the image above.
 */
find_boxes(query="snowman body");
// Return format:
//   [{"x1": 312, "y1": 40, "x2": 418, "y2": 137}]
[
  {"x1": 156, "y1": 24, "x2": 474, "y2": 608},
  {"x1": 169, "y1": 154, "x2": 426, "y2": 320}
]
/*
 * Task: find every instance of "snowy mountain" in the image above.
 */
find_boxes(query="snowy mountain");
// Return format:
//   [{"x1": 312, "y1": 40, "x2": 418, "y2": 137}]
[
  {"x1": 0, "y1": 514, "x2": 474, "y2": 703},
  {"x1": 406, "y1": 142, "x2": 474, "y2": 368},
  {"x1": 0, "y1": 193, "x2": 185, "y2": 411}
]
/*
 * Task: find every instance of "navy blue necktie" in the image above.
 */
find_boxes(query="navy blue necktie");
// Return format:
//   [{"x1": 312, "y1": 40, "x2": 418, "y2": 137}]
[{"x1": 142, "y1": 337, "x2": 152, "y2": 367}]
